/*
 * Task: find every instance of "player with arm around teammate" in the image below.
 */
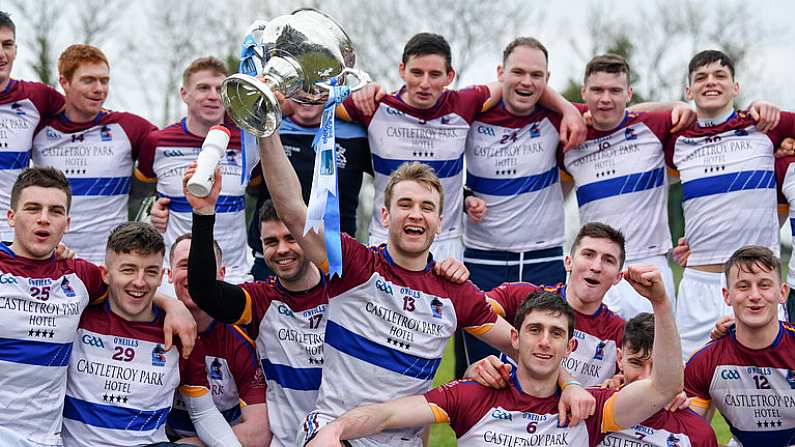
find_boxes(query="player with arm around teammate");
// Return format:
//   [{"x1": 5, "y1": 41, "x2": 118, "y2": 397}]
[{"x1": 305, "y1": 262, "x2": 682, "y2": 447}]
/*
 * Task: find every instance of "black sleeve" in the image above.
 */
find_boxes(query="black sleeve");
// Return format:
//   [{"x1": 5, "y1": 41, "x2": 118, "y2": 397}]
[{"x1": 189, "y1": 213, "x2": 249, "y2": 323}]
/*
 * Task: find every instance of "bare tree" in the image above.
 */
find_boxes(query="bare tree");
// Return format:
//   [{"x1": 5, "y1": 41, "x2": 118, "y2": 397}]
[
  {"x1": 7, "y1": 0, "x2": 63, "y2": 86},
  {"x1": 71, "y1": 0, "x2": 130, "y2": 46}
]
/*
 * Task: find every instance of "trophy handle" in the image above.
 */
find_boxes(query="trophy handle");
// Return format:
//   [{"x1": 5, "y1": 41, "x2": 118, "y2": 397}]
[
  {"x1": 316, "y1": 67, "x2": 371, "y2": 93},
  {"x1": 220, "y1": 73, "x2": 282, "y2": 137}
]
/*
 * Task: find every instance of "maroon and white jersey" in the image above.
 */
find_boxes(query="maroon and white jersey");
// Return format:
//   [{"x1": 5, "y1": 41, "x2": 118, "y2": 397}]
[
  {"x1": 684, "y1": 322, "x2": 795, "y2": 446},
  {"x1": 564, "y1": 111, "x2": 673, "y2": 261},
  {"x1": 342, "y1": 86, "x2": 491, "y2": 244},
  {"x1": 0, "y1": 79, "x2": 64, "y2": 241},
  {"x1": 424, "y1": 376, "x2": 614, "y2": 446},
  {"x1": 313, "y1": 234, "x2": 498, "y2": 445},
  {"x1": 167, "y1": 322, "x2": 266, "y2": 439},
  {"x1": 136, "y1": 119, "x2": 249, "y2": 283},
  {"x1": 598, "y1": 407, "x2": 717, "y2": 447},
  {"x1": 63, "y1": 304, "x2": 209, "y2": 447},
  {"x1": 32, "y1": 111, "x2": 157, "y2": 264},
  {"x1": 486, "y1": 281, "x2": 624, "y2": 386},
  {"x1": 0, "y1": 243, "x2": 106, "y2": 445},
  {"x1": 465, "y1": 104, "x2": 565, "y2": 251},
  {"x1": 664, "y1": 111, "x2": 795, "y2": 266},
  {"x1": 776, "y1": 156, "x2": 795, "y2": 287},
  {"x1": 238, "y1": 276, "x2": 328, "y2": 447}
]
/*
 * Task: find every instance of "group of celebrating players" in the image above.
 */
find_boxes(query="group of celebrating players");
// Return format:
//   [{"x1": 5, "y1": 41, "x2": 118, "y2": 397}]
[{"x1": 0, "y1": 6, "x2": 793, "y2": 447}]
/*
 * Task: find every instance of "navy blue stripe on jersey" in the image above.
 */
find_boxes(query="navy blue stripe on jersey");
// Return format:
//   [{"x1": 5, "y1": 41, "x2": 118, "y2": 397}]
[
  {"x1": 68, "y1": 177, "x2": 132, "y2": 196},
  {"x1": 682, "y1": 169, "x2": 775, "y2": 201},
  {"x1": 727, "y1": 424, "x2": 795, "y2": 446},
  {"x1": 165, "y1": 195, "x2": 246, "y2": 213},
  {"x1": 0, "y1": 337, "x2": 72, "y2": 366},
  {"x1": 0, "y1": 151, "x2": 30, "y2": 170},
  {"x1": 466, "y1": 166, "x2": 558, "y2": 196},
  {"x1": 325, "y1": 320, "x2": 441, "y2": 380},
  {"x1": 791, "y1": 218, "x2": 795, "y2": 237},
  {"x1": 261, "y1": 358, "x2": 322, "y2": 391},
  {"x1": 167, "y1": 405, "x2": 242, "y2": 432},
  {"x1": 372, "y1": 153, "x2": 464, "y2": 178},
  {"x1": 576, "y1": 167, "x2": 665, "y2": 206},
  {"x1": 280, "y1": 117, "x2": 367, "y2": 139},
  {"x1": 63, "y1": 396, "x2": 170, "y2": 430}
]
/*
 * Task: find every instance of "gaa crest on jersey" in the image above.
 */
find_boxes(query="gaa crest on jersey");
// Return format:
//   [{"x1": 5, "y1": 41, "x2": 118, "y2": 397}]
[
  {"x1": 100, "y1": 125, "x2": 112, "y2": 141},
  {"x1": 61, "y1": 277, "x2": 76, "y2": 298},
  {"x1": 46, "y1": 128, "x2": 59, "y2": 140},
  {"x1": 210, "y1": 357, "x2": 223, "y2": 380},
  {"x1": 430, "y1": 298, "x2": 444, "y2": 319},
  {"x1": 151, "y1": 344, "x2": 167, "y2": 366}
]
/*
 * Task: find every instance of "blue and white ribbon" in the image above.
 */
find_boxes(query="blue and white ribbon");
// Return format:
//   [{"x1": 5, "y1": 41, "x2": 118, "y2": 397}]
[
  {"x1": 239, "y1": 32, "x2": 260, "y2": 185},
  {"x1": 305, "y1": 80, "x2": 349, "y2": 278}
]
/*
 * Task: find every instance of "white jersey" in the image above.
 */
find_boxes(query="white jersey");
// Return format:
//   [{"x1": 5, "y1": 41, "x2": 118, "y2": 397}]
[
  {"x1": 666, "y1": 111, "x2": 795, "y2": 265},
  {"x1": 777, "y1": 156, "x2": 795, "y2": 287},
  {"x1": 32, "y1": 111, "x2": 156, "y2": 264},
  {"x1": 62, "y1": 304, "x2": 208, "y2": 447},
  {"x1": 240, "y1": 277, "x2": 327, "y2": 447},
  {"x1": 0, "y1": 80, "x2": 64, "y2": 241},
  {"x1": 565, "y1": 111, "x2": 673, "y2": 261},
  {"x1": 465, "y1": 104, "x2": 564, "y2": 251},
  {"x1": 136, "y1": 119, "x2": 250, "y2": 283},
  {"x1": 0, "y1": 244, "x2": 105, "y2": 445},
  {"x1": 302, "y1": 235, "x2": 498, "y2": 445},
  {"x1": 342, "y1": 86, "x2": 491, "y2": 243}
]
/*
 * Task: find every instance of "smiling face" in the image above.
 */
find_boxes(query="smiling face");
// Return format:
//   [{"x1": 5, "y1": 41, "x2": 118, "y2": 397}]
[
  {"x1": 399, "y1": 54, "x2": 455, "y2": 110},
  {"x1": 723, "y1": 261, "x2": 787, "y2": 332},
  {"x1": 8, "y1": 186, "x2": 70, "y2": 260},
  {"x1": 686, "y1": 61, "x2": 739, "y2": 119},
  {"x1": 0, "y1": 26, "x2": 16, "y2": 90},
  {"x1": 168, "y1": 238, "x2": 224, "y2": 312},
  {"x1": 582, "y1": 71, "x2": 632, "y2": 131},
  {"x1": 381, "y1": 179, "x2": 442, "y2": 260},
  {"x1": 61, "y1": 61, "x2": 109, "y2": 122},
  {"x1": 102, "y1": 249, "x2": 164, "y2": 322},
  {"x1": 565, "y1": 236, "x2": 624, "y2": 312},
  {"x1": 261, "y1": 219, "x2": 313, "y2": 284},
  {"x1": 499, "y1": 45, "x2": 548, "y2": 116},
  {"x1": 181, "y1": 68, "x2": 226, "y2": 128},
  {"x1": 513, "y1": 309, "x2": 575, "y2": 381}
]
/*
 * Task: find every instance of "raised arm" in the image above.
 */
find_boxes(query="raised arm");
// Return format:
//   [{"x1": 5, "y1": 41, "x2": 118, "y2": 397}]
[
  {"x1": 538, "y1": 86, "x2": 586, "y2": 150},
  {"x1": 610, "y1": 265, "x2": 682, "y2": 428},
  {"x1": 306, "y1": 396, "x2": 435, "y2": 446}
]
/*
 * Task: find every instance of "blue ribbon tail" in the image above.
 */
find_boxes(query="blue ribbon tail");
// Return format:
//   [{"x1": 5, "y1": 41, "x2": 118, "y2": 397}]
[{"x1": 324, "y1": 188, "x2": 343, "y2": 278}]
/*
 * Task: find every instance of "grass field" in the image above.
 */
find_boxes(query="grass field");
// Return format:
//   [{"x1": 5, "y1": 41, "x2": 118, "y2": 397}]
[{"x1": 426, "y1": 341, "x2": 733, "y2": 446}]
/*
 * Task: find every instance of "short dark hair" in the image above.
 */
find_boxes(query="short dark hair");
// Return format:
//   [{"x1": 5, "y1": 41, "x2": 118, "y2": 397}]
[
  {"x1": 502, "y1": 37, "x2": 548, "y2": 65},
  {"x1": 513, "y1": 291, "x2": 575, "y2": 340},
  {"x1": 402, "y1": 33, "x2": 452, "y2": 72},
  {"x1": 571, "y1": 222, "x2": 626, "y2": 268},
  {"x1": 622, "y1": 312, "x2": 655, "y2": 359},
  {"x1": 106, "y1": 222, "x2": 165, "y2": 256},
  {"x1": 258, "y1": 199, "x2": 281, "y2": 226},
  {"x1": 584, "y1": 54, "x2": 631, "y2": 84},
  {"x1": 688, "y1": 50, "x2": 735, "y2": 83},
  {"x1": 169, "y1": 232, "x2": 222, "y2": 265},
  {"x1": 724, "y1": 245, "x2": 781, "y2": 285},
  {"x1": 0, "y1": 11, "x2": 16, "y2": 37},
  {"x1": 10, "y1": 167, "x2": 72, "y2": 211}
]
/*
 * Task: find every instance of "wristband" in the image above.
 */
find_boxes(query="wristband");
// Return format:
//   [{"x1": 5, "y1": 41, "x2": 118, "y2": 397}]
[{"x1": 561, "y1": 379, "x2": 583, "y2": 390}]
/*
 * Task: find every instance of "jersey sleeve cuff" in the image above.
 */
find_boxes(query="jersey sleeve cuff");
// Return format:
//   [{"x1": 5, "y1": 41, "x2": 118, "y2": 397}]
[
  {"x1": 690, "y1": 396, "x2": 711, "y2": 410},
  {"x1": 428, "y1": 403, "x2": 450, "y2": 424},
  {"x1": 178, "y1": 385, "x2": 210, "y2": 398},
  {"x1": 464, "y1": 322, "x2": 495, "y2": 336},
  {"x1": 485, "y1": 297, "x2": 506, "y2": 318},
  {"x1": 232, "y1": 288, "x2": 254, "y2": 326},
  {"x1": 133, "y1": 168, "x2": 157, "y2": 183},
  {"x1": 600, "y1": 393, "x2": 624, "y2": 433}
]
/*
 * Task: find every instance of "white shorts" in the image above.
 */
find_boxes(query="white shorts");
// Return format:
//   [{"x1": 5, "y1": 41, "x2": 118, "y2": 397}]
[
  {"x1": 368, "y1": 234, "x2": 464, "y2": 261},
  {"x1": 603, "y1": 254, "x2": 676, "y2": 321},
  {"x1": 676, "y1": 269, "x2": 732, "y2": 362},
  {"x1": 297, "y1": 411, "x2": 422, "y2": 447}
]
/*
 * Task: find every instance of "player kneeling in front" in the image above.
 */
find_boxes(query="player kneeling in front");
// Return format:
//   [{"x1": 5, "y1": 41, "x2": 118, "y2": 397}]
[{"x1": 306, "y1": 265, "x2": 682, "y2": 447}]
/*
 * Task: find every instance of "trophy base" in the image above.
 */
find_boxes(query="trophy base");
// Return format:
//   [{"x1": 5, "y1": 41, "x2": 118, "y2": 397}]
[{"x1": 220, "y1": 74, "x2": 282, "y2": 137}]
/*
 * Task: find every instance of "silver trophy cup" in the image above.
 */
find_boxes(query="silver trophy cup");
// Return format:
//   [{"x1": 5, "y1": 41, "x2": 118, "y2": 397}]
[{"x1": 221, "y1": 8, "x2": 370, "y2": 137}]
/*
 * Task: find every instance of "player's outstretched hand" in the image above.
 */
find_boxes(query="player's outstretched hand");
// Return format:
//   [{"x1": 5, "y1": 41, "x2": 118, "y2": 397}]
[
  {"x1": 599, "y1": 373, "x2": 624, "y2": 390},
  {"x1": 559, "y1": 382, "x2": 596, "y2": 427},
  {"x1": 776, "y1": 137, "x2": 795, "y2": 158},
  {"x1": 748, "y1": 100, "x2": 781, "y2": 133},
  {"x1": 464, "y1": 355, "x2": 511, "y2": 389},
  {"x1": 710, "y1": 315, "x2": 735, "y2": 340},
  {"x1": 352, "y1": 82, "x2": 385, "y2": 117},
  {"x1": 434, "y1": 257, "x2": 470, "y2": 284},
  {"x1": 160, "y1": 296, "x2": 197, "y2": 359},
  {"x1": 559, "y1": 109, "x2": 587, "y2": 152},
  {"x1": 624, "y1": 265, "x2": 667, "y2": 305},
  {"x1": 670, "y1": 104, "x2": 697, "y2": 133},
  {"x1": 182, "y1": 161, "x2": 222, "y2": 215},
  {"x1": 464, "y1": 196, "x2": 487, "y2": 223},
  {"x1": 671, "y1": 237, "x2": 690, "y2": 267},
  {"x1": 664, "y1": 391, "x2": 692, "y2": 412},
  {"x1": 150, "y1": 197, "x2": 170, "y2": 233},
  {"x1": 55, "y1": 242, "x2": 76, "y2": 260}
]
